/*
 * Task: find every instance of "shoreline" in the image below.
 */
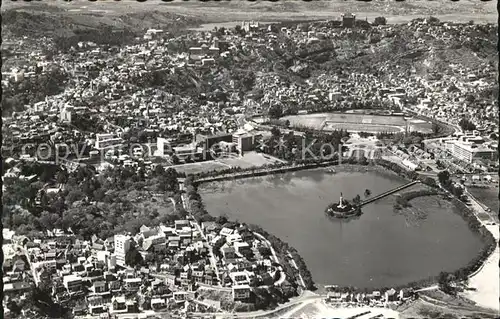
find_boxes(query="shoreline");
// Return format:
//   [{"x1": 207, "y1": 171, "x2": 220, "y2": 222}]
[
  {"x1": 194, "y1": 161, "x2": 405, "y2": 187},
  {"x1": 458, "y1": 191, "x2": 499, "y2": 311}
]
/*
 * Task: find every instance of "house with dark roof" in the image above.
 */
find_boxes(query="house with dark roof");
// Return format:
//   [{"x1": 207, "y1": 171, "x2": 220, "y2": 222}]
[{"x1": 222, "y1": 246, "x2": 236, "y2": 260}]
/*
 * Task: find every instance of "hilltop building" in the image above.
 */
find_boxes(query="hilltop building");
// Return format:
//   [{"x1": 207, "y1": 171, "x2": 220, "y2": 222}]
[
  {"x1": 59, "y1": 104, "x2": 73, "y2": 123},
  {"x1": 341, "y1": 13, "x2": 356, "y2": 28},
  {"x1": 242, "y1": 21, "x2": 260, "y2": 33}
]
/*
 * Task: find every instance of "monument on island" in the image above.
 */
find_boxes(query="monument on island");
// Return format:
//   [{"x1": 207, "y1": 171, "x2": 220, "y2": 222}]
[
  {"x1": 325, "y1": 192, "x2": 362, "y2": 219},
  {"x1": 337, "y1": 193, "x2": 346, "y2": 209}
]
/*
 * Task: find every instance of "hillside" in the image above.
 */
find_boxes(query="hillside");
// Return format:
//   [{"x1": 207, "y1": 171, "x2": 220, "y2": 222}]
[
  {"x1": 1, "y1": 0, "x2": 497, "y2": 37},
  {"x1": 1, "y1": 3, "x2": 201, "y2": 40}
]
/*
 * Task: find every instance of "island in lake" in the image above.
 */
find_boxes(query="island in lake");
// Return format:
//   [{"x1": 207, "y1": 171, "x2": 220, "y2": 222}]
[{"x1": 325, "y1": 193, "x2": 362, "y2": 218}]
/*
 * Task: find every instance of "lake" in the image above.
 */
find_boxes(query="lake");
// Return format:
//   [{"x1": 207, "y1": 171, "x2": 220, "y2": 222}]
[{"x1": 200, "y1": 168, "x2": 484, "y2": 289}]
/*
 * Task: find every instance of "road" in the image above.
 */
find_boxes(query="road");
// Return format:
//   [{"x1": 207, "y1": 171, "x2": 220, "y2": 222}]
[{"x1": 287, "y1": 252, "x2": 306, "y2": 288}]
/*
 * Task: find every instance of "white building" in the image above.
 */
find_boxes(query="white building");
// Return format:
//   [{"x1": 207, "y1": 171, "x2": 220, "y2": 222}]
[
  {"x1": 451, "y1": 139, "x2": 497, "y2": 163},
  {"x1": 95, "y1": 133, "x2": 123, "y2": 150},
  {"x1": 156, "y1": 137, "x2": 170, "y2": 156},
  {"x1": 114, "y1": 235, "x2": 131, "y2": 267},
  {"x1": 59, "y1": 104, "x2": 73, "y2": 123}
]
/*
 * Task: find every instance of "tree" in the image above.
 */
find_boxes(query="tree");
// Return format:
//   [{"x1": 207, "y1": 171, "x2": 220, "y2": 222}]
[
  {"x1": 458, "y1": 118, "x2": 476, "y2": 132},
  {"x1": 270, "y1": 127, "x2": 281, "y2": 137},
  {"x1": 234, "y1": 25, "x2": 244, "y2": 34},
  {"x1": 154, "y1": 164, "x2": 165, "y2": 177},
  {"x1": 216, "y1": 214, "x2": 228, "y2": 225},
  {"x1": 66, "y1": 188, "x2": 85, "y2": 205},
  {"x1": 40, "y1": 169, "x2": 54, "y2": 183},
  {"x1": 423, "y1": 177, "x2": 436, "y2": 187},
  {"x1": 93, "y1": 188, "x2": 106, "y2": 201},
  {"x1": 373, "y1": 16, "x2": 387, "y2": 26},
  {"x1": 56, "y1": 170, "x2": 69, "y2": 184},
  {"x1": 171, "y1": 154, "x2": 180, "y2": 165},
  {"x1": 358, "y1": 156, "x2": 368, "y2": 165},
  {"x1": 269, "y1": 104, "x2": 283, "y2": 119},
  {"x1": 7, "y1": 301, "x2": 22, "y2": 316},
  {"x1": 438, "y1": 271, "x2": 456, "y2": 295},
  {"x1": 432, "y1": 122, "x2": 441, "y2": 136},
  {"x1": 437, "y1": 170, "x2": 451, "y2": 186},
  {"x1": 452, "y1": 185, "x2": 464, "y2": 198},
  {"x1": 352, "y1": 194, "x2": 361, "y2": 205}
]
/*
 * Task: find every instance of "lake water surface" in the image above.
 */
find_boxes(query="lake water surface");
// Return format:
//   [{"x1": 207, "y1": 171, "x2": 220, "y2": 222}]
[{"x1": 200, "y1": 169, "x2": 484, "y2": 289}]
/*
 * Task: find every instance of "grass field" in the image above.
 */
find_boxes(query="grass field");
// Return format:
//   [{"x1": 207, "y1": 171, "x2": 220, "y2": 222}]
[
  {"x1": 166, "y1": 152, "x2": 280, "y2": 175},
  {"x1": 284, "y1": 113, "x2": 433, "y2": 134},
  {"x1": 217, "y1": 151, "x2": 282, "y2": 169},
  {"x1": 324, "y1": 122, "x2": 404, "y2": 133},
  {"x1": 167, "y1": 161, "x2": 230, "y2": 175}
]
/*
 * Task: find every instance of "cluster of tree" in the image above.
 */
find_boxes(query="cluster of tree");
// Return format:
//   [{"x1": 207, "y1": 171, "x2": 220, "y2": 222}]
[
  {"x1": 54, "y1": 27, "x2": 137, "y2": 51},
  {"x1": 71, "y1": 113, "x2": 105, "y2": 133},
  {"x1": 6, "y1": 287, "x2": 70, "y2": 318},
  {"x1": 183, "y1": 175, "x2": 216, "y2": 223},
  {"x1": 373, "y1": 17, "x2": 387, "y2": 26},
  {"x1": 374, "y1": 158, "x2": 420, "y2": 181},
  {"x1": 268, "y1": 104, "x2": 284, "y2": 119},
  {"x1": 446, "y1": 198, "x2": 496, "y2": 280},
  {"x1": 265, "y1": 118, "x2": 290, "y2": 127},
  {"x1": 155, "y1": 165, "x2": 180, "y2": 193},
  {"x1": 437, "y1": 271, "x2": 460, "y2": 296},
  {"x1": 344, "y1": 154, "x2": 370, "y2": 166},
  {"x1": 190, "y1": 162, "x2": 289, "y2": 180},
  {"x1": 251, "y1": 284, "x2": 296, "y2": 311},
  {"x1": 437, "y1": 170, "x2": 465, "y2": 198},
  {"x1": 3, "y1": 162, "x2": 187, "y2": 239},
  {"x1": 432, "y1": 197, "x2": 496, "y2": 295},
  {"x1": 258, "y1": 127, "x2": 349, "y2": 162}
]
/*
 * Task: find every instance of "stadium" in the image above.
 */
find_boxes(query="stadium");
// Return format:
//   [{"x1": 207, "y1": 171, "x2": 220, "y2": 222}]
[{"x1": 283, "y1": 113, "x2": 434, "y2": 134}]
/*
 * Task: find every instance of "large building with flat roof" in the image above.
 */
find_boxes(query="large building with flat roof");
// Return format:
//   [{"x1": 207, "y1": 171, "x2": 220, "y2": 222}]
[{"x1": 451, "y1": 139, "x2": 497, "y2": 163}]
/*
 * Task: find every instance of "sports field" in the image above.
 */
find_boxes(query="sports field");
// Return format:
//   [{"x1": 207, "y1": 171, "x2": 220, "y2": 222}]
[
  {"x1": 324, "y1": 122, "x2": 404, "y2": 133},
  {"x1": 167, "y1": 161, "x2": 229, "y2": 175},
  {"x1": 283, "y1": 113, "x2": 433, "y2": 134},
  {"x1": 167, "y1": 152, "x2": 280, "y2": 175},
  {"x1": 217, "y1": 151, "x2": 283, "y2": 169}
]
